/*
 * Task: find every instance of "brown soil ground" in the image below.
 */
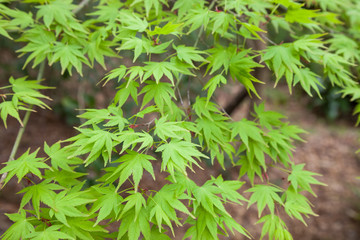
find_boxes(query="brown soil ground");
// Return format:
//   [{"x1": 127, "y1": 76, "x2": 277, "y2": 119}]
[{"x1": 1, "y1": 83, "x2": 360, "y2": 240}]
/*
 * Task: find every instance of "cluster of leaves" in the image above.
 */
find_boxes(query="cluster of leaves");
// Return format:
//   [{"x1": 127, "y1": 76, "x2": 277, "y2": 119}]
[{"x1": 1, "y1": 0, "x2": 357, "y2": 239}]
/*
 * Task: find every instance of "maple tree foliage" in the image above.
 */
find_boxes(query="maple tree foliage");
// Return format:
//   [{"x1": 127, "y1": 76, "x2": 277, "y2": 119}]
[{"x1": 0, "y1": 0, "x2": 359, "y2": 239}]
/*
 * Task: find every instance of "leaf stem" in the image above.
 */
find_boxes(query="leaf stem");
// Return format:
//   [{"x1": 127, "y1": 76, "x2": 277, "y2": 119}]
[{"x1": 0, "y1": 62, "x2": 45, "y2": 189}]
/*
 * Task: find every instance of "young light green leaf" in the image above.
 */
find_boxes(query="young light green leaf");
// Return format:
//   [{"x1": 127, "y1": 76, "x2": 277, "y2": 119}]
[
  {"x1": 203, "y1": 75, "x2": 227, "y2": 104},
  {"x1": 288, "y1": 164, "x2": 326, "y2": 196},
  {"x1": 108, "y1": 151, "x2": 156, "y2": 191},
  {"x1": 156, "y1": 140, "x2": 206, "y2": 178},
  {"x1": 1, "y1": 210, "x2": 35, "y2": 240},
  {"x1": 0, "y1": 148, "x2": 49, "y2": 187},
  {"x1": 246, "y1": 184, "x2": 284, "y2": 217}
]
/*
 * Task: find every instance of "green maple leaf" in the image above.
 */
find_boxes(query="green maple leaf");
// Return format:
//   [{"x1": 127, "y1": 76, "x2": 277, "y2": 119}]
[
  {"x1": 238, "y1": 21, "x2": 267, "y2": 42},
  {"x1": 62, "y1": 217, "x2": 109, "y2": 240},
  {"x1": 283, "y1": 188, "x2": 318, "y2": 226},
  {"x1": 49, "y1": 42, "x2": 90, "y2": 76},
  {"x1": 125, "y1": 65, "x2": 145, "y2": 84},
  {"x1": 288, "y1": 164, "x2": 326, "y2": 196},
  {"x1": 293, "y1": 68, "x2": 324, "y2": 98},
  {"x1": 10, "y1": 76, "x2": 52, "y2": 109},
  {"x1": 154, "y1": 116, "x2": 190, "y2": 142},
  {"x1": 203, "y1": 74, "x2": 227, "y2": 104},
  {"x1": 26, "y1": 225, "x2": 74, "y2": 240},
  {"x1": 88, "y1": 1, "x2": 123, "y2": 23},
  {"x1": 0, "y1": 148, "x2": 49, "y2": 187},
  {"x1": 236, "y1": 155, "x2": 263, "y2": 185},
  {"x1": 140, "y1": 81, "x2": 176, "y2": 113},
  {"x1": 184, "y1": 7, "x2": 210, "y2": 33},
  {"x1": 118, "y1": 10, "x2": 148, "y2": 32},
  {"x1": 118, "y1": 131, "x2": 153, "y2": 153},
  {"x1": 0, "y1": 101, "x2": 23, "y2": 128},
  {"x1": 3, "y1": 7, "x2": 34, "y2": 29},
  {"x1": 118, "y1": 207, "x2": 151, "y2": 240},
  {"x1": 118, "y1": 37, "x2": 151, "y2": 62},
  {"x1": 67, "y1": 127, "x2": 118, "y2": 166},
  {"x1": 143, "y1": 61, "x2": 179, "y2": 85},
  {"x1": 173, "y1": 44, "x2": 207, "y2": 67},
  {"x1": 257, "y1": 214, "x2": 293, "y2": 240},
  {"x1": 209, "y1": 175, "x2": 247, "y2": 204},
  {"x1": 78, "y1": 105, "x2": 128, "y2": 130},
  {"x1": 1, "y1": 209, "x2": 35, "y2": 240},
  {"x1": 85, "y1": 31, "x2": 117, "y2": 69},
  {"x1": 205, "y1": 44, "x2": 234, "y2": 75},
  {"x1": 149, "y1": 184, "x2": 193, "y2": 235},
  {"x1": 262, "y1": 44, "x2": 302, "y2": 93},
  {"x1": 231, "y1": 118, "x2": 265, "y2": 149},
  {"x1": 17, "y1": 25, "x2": 56, "y2": 68},
  {"x1": 44, "y1": 141, "x2": 83, "y2": 171},
  {"x1": 149, "y1": 22, "x2": 183, "y2": 37},
  {"x1": 292, "y1": 34, "x2": 325, "y2": 62},
  {"x1": 36, "y1": 0, "x2": 76, "y2": 29},
  {"x1": 119, "y1": 191, "x2": 147, "y2": 221},
  {"x1": 195, "y1": 113, "x2": 230, "y2": 146},
  {"x1": 285, "y1": 5, "x2": 319, "y2": 24},
  {"x1": 108, "y1": 151, "x2": 155, "y2": 191},
  {"x1": 172, "y1": 0, "x2": 205, "y2": 18},
  {"x1": 210, "y1": 11, "x2": 236, "y2": 36},
  {"x1": 156, "y1": 140, "x2": 207, "y2": 179},
  {"x1": 114, "y1": 81, "x2": 139, "y2": 107},
  {"x1": 229, "y1": 49, "x2": 263, "y2": 98},
  {"x1": 18, "y1": 179, "x2": 64, "y2": 218},
  {"x1": 327, "y1": 34, "x2": 360, "y2": 63},
  {"x1": 47, "y1": 190, "x2": 96, "y2": 226},
  {"x1": 246, "y1": 184, "x2": 284, "y2": 217},
  {"x1": 322, "y1": 52, "x2": 356, "y2": 87},
  {"x1": 131, "y1": 0, "x2": 168, "y2": 17},
  {"x1": 43, "y1": 169, "x2": 86, "y2": 188},
  {"x1": 191, "y1": 181, "x2": 231, "y2": 218},
  {"x1": 101, "y1": 65, "x2": 127, "y2": 86},
  {"x1": 0, "y1": 18, "x2": 13, "y2": 39},
  {"x1": 193, "y1": 97, "x2": 222, "y2": 121},
  {"x1": 253, "y1": 103, "x2": 286, "y2": 129},
  {"x1": 90, "y1": 185, "x2": 123, "y2": 226}
]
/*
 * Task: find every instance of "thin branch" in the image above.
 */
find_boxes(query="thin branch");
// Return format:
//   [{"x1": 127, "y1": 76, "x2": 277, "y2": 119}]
[
  {"x1": 0, "y1": 62, "x2": 45, "y2": 189},
  {"x1": 73, "y1": 0, "x2": 92, "y2": 14}
]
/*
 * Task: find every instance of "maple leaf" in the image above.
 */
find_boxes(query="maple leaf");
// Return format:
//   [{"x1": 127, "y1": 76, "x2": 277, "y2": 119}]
[
  {"x1": 0, "y1": 101, "x2": 23, "y2": 128},
  {"x1": 154, "y1": 116, "x2": 190, "y2": 142},
  {"x1": 173, "y1": 44, "x2": 207, "y2": 67},
  {"x1": 247, "y1": 184, "x2": 284, "y2": 217},
  {"x1": 149, "y1": 184, "x2": 193, "y2": 235},
  {"x1": 47, "y1": 190, "x2": 96, "y2": 226},
  {"x1": 107, "y1": 151, "x2": 155, "y2": 191},
  {"x1": 257, "y1": 214, "x2": 293, "y2": 240},
  {"x1": 288, "y1": 164, "x2": 326, "y2": 196},
  {"x1": 140, "y1": 81, "x2": 176, "y2": 113},
  {"x1": 90, "y1": 185, "x2": 123, "y2": 226},
  {"x1": 50, "y1": 42, "x2": 90, "y2": 76},
  {"x1": 26, "y1": 225, "x2": 74, "y2": 240},
  {"x1": 1, "y1": 210, "x2": 35, "y2": 240},
  {"x1": 36, "y1": 0, "x2": 76, "y2": 29},
  {"x1": 18, "y1": 179, "x2": 64, "y2": 218},
  {"x1": 0, "y1": 148, "x2": 49, "y2": 187},
  {"x1": 156, "y1": 140, "x2": 207, "y2": 178}
]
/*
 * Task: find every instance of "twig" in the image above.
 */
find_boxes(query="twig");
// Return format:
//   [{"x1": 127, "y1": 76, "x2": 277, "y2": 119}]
[
  {"x1": 0, "y1": 62, "x2": 45, "y2": 189},
  {"x1": 176, "y1": 87, "x2": 184, "y2": 106},
  {"x1": 73, "y1": 0, "x2": 91, "y2": 14}
]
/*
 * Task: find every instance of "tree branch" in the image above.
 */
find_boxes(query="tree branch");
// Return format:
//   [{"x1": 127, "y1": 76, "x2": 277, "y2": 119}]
[{"x1": 0, "y1": 62, "x2": 45, "y2": 189}]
